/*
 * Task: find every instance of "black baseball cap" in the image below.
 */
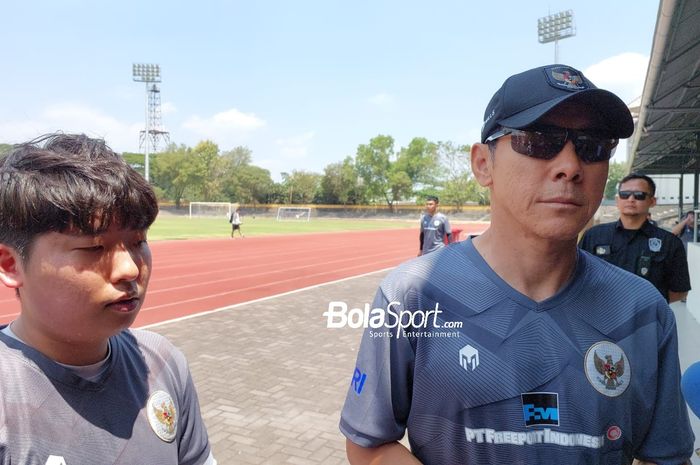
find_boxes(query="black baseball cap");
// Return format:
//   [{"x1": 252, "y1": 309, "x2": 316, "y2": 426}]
[{"x1": 480, "y1": 65, "x2": 634, "y2": 143}]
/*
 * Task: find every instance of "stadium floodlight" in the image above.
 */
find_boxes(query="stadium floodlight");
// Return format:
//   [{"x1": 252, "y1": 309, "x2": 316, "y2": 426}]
[
  {"x1": 537, "y1": 10, "x2": 575, "y2": 63},
  {"x1": 132, "y1": 63, "x2": 161, "y2": 182}
]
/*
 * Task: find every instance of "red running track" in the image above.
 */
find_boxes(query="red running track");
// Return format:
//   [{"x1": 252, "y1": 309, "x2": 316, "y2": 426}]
[{"x1": 0, "y1": 225, "x2": 489, "y2": 327}]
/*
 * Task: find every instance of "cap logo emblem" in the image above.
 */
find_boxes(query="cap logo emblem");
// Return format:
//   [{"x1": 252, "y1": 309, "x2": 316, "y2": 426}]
[{"x1": 546, "y1": 66, "x2": 588, "y2": 91}]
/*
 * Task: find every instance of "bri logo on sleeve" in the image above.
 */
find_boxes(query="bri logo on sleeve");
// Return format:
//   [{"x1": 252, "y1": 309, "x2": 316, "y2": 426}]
[{"x1": 351, "y1": 367, "x2": 367, "y2": 394}]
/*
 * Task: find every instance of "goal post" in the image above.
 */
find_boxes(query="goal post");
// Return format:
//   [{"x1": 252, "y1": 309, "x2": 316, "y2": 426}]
[
  {"x1": 189, "y1": 202, "x2": 232, "y2": 219},
  {"x1": 276, "y1": 206, "x2": 311, "y2": 221}
]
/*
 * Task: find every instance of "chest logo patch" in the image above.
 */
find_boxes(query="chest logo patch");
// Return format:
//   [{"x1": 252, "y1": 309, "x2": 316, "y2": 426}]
[
  {"x1": 459, "y1": 344, "x2": 479, "y2": 372},
  {"x1": 595, "y1": 245, "x2": 611, "y2": 256},
  {"x1": 433, "y1": 220, "x2": 440, "y2": 227},
  {"x1": 606, "y1": 425, "x2": 622, "y2": 441},
  {"x1": 584, "y1": 341, "x2": 630, "y2": 397},
  {"x1": 648, "y1": 237, "x2": 662, "y2": 252},
  {"x1": 147, "y1": 390, "x2": 178, "y2": 442}
]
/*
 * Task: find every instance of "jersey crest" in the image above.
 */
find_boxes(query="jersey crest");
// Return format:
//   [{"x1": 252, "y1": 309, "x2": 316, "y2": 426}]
[
  {"x1": 648, "y1": 237, "x2": 662, "y2": 252},
  {"x1": 584, "y1": 341, "x2": 630, "y2": 397},
  {"x1": 147, "y1": 390, "x2": 178, "y2": 442}
]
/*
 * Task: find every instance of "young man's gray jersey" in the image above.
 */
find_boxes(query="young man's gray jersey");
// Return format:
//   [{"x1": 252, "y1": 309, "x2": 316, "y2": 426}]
[
  {"x1": 0, "y1": 328, "x2": 215, "y2": 465},
  {"x1": 340, "y1": 240, "x2": 694, "y2": 465},
  {"x1": 420, "y1": 212, "x2": 451, "y2": 254}
]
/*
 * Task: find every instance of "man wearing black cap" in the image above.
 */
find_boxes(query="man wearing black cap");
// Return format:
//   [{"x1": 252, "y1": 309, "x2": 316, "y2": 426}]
[{"x1": 340, "y1": 65, "x2": 693, "y2": 465}]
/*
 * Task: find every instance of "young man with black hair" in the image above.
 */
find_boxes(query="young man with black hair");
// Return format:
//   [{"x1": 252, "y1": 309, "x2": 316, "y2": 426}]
[
  {"x1": 0, "y1": 133, "x2": 216, "y2": 464},
  {"x1": 580, "y1": 173, "x2": 690, "y2": 303},
  {"x1": 340, "y1": 65, "x2": 693, "y2": 465},
  {"x1": 418, "y1": 195, "x2": 452, "y2": 256}
]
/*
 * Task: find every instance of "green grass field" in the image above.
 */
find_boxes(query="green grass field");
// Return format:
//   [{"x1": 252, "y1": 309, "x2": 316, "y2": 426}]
[{"x1": 148, "y1": 215, "x2": 416, "y2": 240}]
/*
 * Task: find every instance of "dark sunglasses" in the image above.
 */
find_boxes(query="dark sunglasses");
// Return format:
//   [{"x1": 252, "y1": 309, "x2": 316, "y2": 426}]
[
  {"x1": 618, "y1": 190, "x2": 651, "y2": 201},
  {"x1": 485, "y1": 126, "x2": 619, "y2": 163}
]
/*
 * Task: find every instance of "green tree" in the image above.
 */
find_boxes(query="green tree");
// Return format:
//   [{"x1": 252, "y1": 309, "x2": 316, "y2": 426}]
[
  {"x1": 0, "y1": 143, "x2": 13, "y2": 157},
  {"x1": 121, "y1": 152, "x2": 145, "y2": 176},
  {"x1": 221, "y1": 146, "x2": 252, "y2": 169},
  {"x1": 150, "y1": 144, "x2": 196, "y2": 208},
  {"x1": 190, "y1": 140, "x2": 225, "y2": 201},
  {"x1": 355, "y1": 135, "x2": 396, "y2": 208},
  {"x1": 267, "y1": 182, "x2": 288, "y2": 204},
  {"x1": 318, "y1": 157, "x2": 365, "y2": 204},
  {"x1": 395, "y1": 137, "x2": 439, "y2": 186},
  {"x1": 604, "y1": 162, "x2": 627, "y2": 200},
  {"x1": 280, "y1": 170, "x2": 321, "y2": 204},
  {"x1": 355, "y1": 135, "x2": 441, "y2": 209},
  {"x1": 434, "y1": 141, "x2": 489, "y2": 208},
  {"x1": 235, "y1": 165, "x2": 275, "y2": 207}
]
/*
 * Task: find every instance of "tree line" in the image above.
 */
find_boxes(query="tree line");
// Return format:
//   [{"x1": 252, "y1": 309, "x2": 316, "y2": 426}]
[
  {"x1": 0, "y1": 139, "x2": 627, "y2": 208},
  {"x1": 125, "y1": 135, "x2": 490, "y2": 210}
]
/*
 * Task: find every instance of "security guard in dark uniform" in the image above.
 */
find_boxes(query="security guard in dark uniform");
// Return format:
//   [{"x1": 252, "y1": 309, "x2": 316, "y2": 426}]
[{"x1": 580, "y1": 173, "x2": 690, "y2": 303}]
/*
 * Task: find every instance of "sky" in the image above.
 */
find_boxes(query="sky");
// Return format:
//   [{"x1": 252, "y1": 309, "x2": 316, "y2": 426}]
[{"x1": 0, "y1": 1, "x2": 660, "y2": 181}]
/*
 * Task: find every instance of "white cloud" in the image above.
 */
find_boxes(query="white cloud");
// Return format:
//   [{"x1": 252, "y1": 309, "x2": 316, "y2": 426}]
[
  {"x1": 584, "y1": 53, "x2": 649, "y2": 104},
  {"x1": 161, "y1": 101, "x2": 177, "y2": 115},
  {"x1": 276, "y1": 131, "x2": 315, "y2": 160},
  {"x1": 0, "y1": 103, "x2": 141, "y2": 151},
  {"x1": 183, "y1": 108, "x2": 265, "y2": 133},
  {"x1": 181, "y1": 108, "x2": 266, "y2": 147},
  {"x1": 368, "y1": 92, "x2": 394, "y2": 107}
]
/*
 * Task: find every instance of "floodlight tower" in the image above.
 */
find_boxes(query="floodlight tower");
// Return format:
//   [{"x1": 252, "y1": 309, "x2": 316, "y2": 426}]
[
  {"x1": 537, "y1": 10, "x2": 576, "y2": 63},
  {"x1": 132, "y1": 63, "x2": 170, "y2": 182}
]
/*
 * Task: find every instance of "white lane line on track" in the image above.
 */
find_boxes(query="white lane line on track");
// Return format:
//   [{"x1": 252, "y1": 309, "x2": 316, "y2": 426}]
[{"x1": 138, "y1": 267, "x2": 393, "y2": 329}]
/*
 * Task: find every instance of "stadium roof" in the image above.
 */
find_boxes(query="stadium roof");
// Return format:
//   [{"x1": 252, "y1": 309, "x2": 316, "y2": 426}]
[{"x1": 629, "y1": 0, "x2": 700, "y2": 176}]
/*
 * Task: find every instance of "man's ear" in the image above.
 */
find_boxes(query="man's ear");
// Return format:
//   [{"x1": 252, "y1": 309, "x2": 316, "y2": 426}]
[
  {"x1": 471, "y1": 143, "x2": 494, "y2": 188},
  {"x1": 0, "y1": 244, "x2": 24, "y2": 289}
]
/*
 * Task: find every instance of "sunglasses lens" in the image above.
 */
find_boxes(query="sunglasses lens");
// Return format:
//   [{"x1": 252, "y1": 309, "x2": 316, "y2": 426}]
[
  {"x1": 619, "y1": 191, "x2": 648, "y2": 200},
  {"x1": 510, "y1": 129, "x2": 567, "y2": 159},
  {"x1": 573, "y1": 134, "x2": 618, "y2": 162}
]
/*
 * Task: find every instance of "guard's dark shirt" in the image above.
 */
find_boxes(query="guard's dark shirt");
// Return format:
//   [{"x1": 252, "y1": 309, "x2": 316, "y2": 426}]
[{"x1": 579, "y1": 219, "x2": 691, "y2": 301}]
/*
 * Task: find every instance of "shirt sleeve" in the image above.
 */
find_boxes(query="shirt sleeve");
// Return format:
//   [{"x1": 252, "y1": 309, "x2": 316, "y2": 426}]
[
  {"x1": 634, "y1": 301, "x2": 694, "y2": 464},
  {"x1": 666, "y1": 235, "x2": 691, "y2": 293},
  {"x1": 443, "y1": 215, "x2": 452, "y2": 235},
  {"x1": 339, "y1": 287, "x2": 415, "y2": 448},
  {"x1": 175, "y1": 354, "x2": 215, "y2": 465}
]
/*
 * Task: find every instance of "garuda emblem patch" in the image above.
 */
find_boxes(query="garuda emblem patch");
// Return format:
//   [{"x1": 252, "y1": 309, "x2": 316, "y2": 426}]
[
  {"x1": 147, "y1": 390, "x2": 178, "y2": 442},
  {"x1": 584, "y1": 341, "x2": 630, "y2": 397}
]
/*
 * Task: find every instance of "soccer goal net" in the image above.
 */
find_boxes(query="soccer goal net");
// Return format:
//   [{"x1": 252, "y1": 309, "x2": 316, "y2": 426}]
[
  {"x1": 189, "y1": 202, "x2": 232, "y2": 219},
  {"x1": 276, "y1": 206, "x2": 311, "y2": 221}
]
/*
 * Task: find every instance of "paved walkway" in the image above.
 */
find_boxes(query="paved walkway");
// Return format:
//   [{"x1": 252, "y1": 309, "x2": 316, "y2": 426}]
[
  {"x1": 150, "y1": 271, "x2": 388, "y2": 464},
  {"x1": 150, "y1": 273, "x2": 700, "y2": 464}
]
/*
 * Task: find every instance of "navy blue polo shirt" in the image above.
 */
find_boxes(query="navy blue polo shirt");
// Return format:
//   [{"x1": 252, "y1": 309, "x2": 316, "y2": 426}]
[{"x1": 579, "y1": 220, "x2": 690, "y2": 301}]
